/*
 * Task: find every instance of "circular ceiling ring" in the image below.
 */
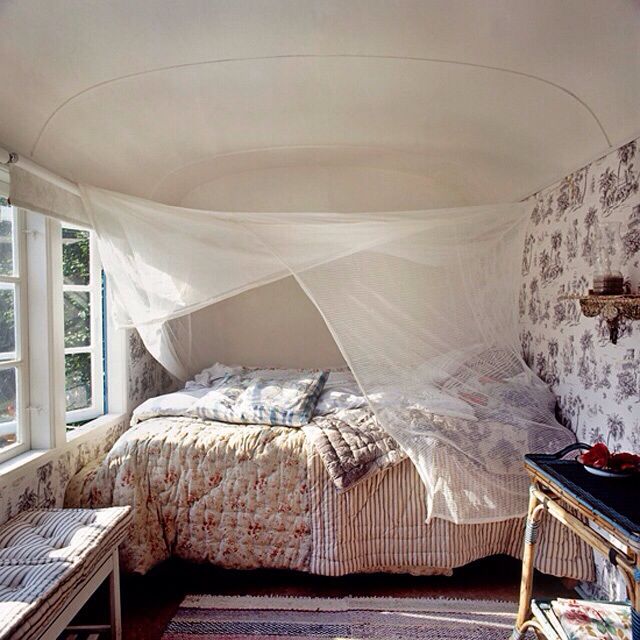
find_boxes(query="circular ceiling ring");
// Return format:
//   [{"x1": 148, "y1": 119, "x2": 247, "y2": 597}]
[
  {"x1": 30, "y1": 53, "x2": 611, "y2": 158},
  {"x1": 149, "y1": 143, "x2": 462, "y2": 202}
]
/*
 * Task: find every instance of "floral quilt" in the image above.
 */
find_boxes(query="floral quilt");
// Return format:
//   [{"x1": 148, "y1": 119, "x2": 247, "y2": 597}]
[
  {"x1": 65, "y1": 416, "x2": 312, "y2": 573},
  {"x1": 64, "y1": 405, "x2": 402, "y2": 574}
]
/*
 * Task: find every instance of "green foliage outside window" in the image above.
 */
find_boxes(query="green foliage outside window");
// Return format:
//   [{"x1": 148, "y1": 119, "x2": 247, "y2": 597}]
[
  {"x1": 63, "y1": 228, "x2": 94, "y2": 412},
  {"x1": 0, "y1": 212, "x2": 16, "y2": 429},
  {"x1": 0, "y1": 218, "x2": 99, "y2": 427},
  {"x1": 0, "y1": 218, "x2": 13, "y2": 275},
  {"x1": 63, "y1": 227, "x2": 90, "y2": 286},
  {"x1": 65, "y1": 352, "x2": 92, "y2": 411}
]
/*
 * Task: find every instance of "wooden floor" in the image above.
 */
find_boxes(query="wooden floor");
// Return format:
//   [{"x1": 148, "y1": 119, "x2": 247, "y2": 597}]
[{"x1": 74, "y1": 555, "x2": 575, "y2": 639}]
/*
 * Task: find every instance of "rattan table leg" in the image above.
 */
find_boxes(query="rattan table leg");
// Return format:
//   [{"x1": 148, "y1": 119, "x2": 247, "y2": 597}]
[
  {"x1": 513, "y1": 486, "x2": 544, "y2": 639},
  {"x1": 632, "y1": 565, "x2": 640, "y2": 640}
]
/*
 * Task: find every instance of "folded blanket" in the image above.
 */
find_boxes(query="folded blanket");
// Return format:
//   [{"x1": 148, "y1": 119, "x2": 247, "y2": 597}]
[
  {"x1": 303, "y1": 408, "x2": 406, "y2": 491},
  {"x1": 134, "y1": 368, "x2": 328, "y2": 427},
  {"x1": 188, "y1": 370, "x2": 328, "y2": 427}
]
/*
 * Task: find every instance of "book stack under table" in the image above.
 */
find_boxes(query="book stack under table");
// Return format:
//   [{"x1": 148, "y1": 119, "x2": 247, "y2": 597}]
[
  {"x1": 511, "y1": 445, "x2": 640, "y2": 640},
  {"x1": 532, "y1": 598, "x2": 631, "y2": 639}
]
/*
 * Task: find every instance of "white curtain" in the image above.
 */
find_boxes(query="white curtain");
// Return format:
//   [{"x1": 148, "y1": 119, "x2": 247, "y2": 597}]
[{"x1": 10, "y1": 165, "x2": 574, "y2": 523}]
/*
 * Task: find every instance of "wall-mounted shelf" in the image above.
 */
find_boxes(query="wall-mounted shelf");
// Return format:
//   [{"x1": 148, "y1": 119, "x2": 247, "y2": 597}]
[{"x1": 562, "y1": 293, "x2": 640, "y2": 344}]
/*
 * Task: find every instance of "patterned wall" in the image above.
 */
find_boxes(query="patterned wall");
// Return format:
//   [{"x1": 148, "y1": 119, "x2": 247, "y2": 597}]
[
  {"x1": 127, "y1": 329, "x2": 177, "y2": 410},
  {"x1": 520, "y1": 137, "x2": 640, "y2": 598},
  {"x1": 0, "y1": 419, "x2": 128, "y2": 525}
]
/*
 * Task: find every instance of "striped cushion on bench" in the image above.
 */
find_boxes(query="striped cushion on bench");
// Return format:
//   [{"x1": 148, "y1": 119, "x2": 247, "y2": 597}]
[{"x1": 0, "y1": 507, "x2": 130, "y2": 640}]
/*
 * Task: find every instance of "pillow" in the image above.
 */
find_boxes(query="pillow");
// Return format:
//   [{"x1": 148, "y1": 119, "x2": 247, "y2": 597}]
[
  {"x1": 410, "y1": 385, "x2": 478, "y2": 422},
  {"x1": 187, "y1": 362, "x2": 323, "y2": 388},
  {"x1": 437, "y1": 346, "x2": 522, "y2": 391},
  {"x1": 186, "y1": 362, "x2": 243, "y2": 389},
  {"x1": 477, "y1": 376, "x2": 557, "y2": 423},
  {"x1": 412, "y1": 351, "x2": 467, "y2": 387},
  {"x1": 314, "y1": 370, "x2": 369, "y2": 415},
  {"x1": 132, "y1": 387, "x2": 209, "y2": 423},
  {"x1": 314, "y1": 369, "x2": 476, "y2": 420},
  {"x1": 187, "y1": 369, "x2": 328, "y2": 426}
]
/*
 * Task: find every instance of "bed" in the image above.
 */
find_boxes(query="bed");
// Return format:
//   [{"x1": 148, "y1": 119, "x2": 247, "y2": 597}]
[{"x1": 64, "y1": 366, "x2": 594, "y2": 582}]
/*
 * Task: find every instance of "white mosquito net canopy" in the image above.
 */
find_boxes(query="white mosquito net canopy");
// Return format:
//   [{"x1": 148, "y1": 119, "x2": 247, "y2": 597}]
[
  {"x1": 6, "y1": 0, "x2": 635, "y2": 524},
  {"x1": 9, "y1": 165, "x2": 574, "y2": 524}
]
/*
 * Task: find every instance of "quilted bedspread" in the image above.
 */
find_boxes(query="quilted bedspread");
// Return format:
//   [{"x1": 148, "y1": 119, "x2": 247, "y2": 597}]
[
  {"x1": 65, "y1": 417, "x2": 312, "y2": 574},
  {"x1": 65, "y1": 411, "x2": 595, "y2": 582}
]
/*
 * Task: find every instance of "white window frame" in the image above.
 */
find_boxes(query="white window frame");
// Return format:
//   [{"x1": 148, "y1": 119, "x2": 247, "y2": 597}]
[
  {"x1": 0, "y1": 205, "x2": 30, "y2": 464},
  {"x1": 0, "y1": 164, "x2": 127, "y2": 467},
  {"x1": 62, "y1": 224, "x2": 105, "y2": 425}
]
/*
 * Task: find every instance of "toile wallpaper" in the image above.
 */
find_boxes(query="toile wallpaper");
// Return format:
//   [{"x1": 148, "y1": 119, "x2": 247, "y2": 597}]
[
  {"x1": 127, "y1": 329, "x2": 178, "y2": 411},
  {"x1": 520, "y1": 137, "x2": 640, "y2": 599},
  {"x1": 0, "y1": 418, "x2": 128, "y2": 525}
]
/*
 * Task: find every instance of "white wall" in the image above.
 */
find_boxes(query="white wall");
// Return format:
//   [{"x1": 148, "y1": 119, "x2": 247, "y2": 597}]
[{"x1": 186, "y1": 276, "x2": 346, "y2": 376}]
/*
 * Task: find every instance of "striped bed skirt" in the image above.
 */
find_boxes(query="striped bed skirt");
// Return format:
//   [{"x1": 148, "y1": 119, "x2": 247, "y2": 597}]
[{"x1": 308, "y1": 452, "x2": 595, "y2": 581}]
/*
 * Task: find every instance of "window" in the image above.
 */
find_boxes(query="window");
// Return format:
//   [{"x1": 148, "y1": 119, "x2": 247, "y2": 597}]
[
  {"x1": 0, "y1": 199, "x2": 28, "y2": 462},
  {"x1": 0, "y1": 167, "x2": 123, "y2": 466},
  {"x1": 62, "y1": 225, "x2": 105, "y2": 426}
]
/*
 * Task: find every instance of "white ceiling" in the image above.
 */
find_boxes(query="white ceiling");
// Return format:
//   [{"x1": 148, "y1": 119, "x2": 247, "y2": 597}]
[{"x1": 0, "y1": 0, "x2": 638, "y2": 209}]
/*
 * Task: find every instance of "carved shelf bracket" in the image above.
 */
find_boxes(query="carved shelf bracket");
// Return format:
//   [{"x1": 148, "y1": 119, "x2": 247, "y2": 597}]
[{"x1": 563, "y1": 294, "x2": 640, "y2": 344}]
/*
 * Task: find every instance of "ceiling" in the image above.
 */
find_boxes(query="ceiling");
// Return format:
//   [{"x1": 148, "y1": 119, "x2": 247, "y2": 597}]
[{"x1": 0, "y1": 0, "x2": 638, "y2": 210}]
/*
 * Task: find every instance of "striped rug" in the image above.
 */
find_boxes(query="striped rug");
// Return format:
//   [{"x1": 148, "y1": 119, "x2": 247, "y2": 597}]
[{"x1": 161, "y1": 594, "x2": 519, "y2": 639}]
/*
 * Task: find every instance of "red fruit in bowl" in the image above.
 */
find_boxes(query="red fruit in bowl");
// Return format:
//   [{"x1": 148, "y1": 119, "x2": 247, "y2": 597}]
[
  {"x1": 578, "y1": 442, "x2": 610, "y2": 469},
  {"x1": 609, "y1": 452, "x2": 640, "y2": 472}
]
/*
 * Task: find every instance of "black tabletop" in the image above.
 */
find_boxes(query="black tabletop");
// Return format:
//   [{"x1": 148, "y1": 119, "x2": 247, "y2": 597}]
[{"x1": 525, "y1": 455, "x2": 640, "y2": 546}]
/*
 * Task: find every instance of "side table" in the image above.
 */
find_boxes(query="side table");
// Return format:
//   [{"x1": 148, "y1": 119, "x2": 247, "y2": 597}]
[{"x1": 512, "y1": 443, "x2": 640, "y2": 639}]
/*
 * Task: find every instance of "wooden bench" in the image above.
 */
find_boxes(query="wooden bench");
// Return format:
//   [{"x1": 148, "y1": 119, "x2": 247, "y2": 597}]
[{"x1": 0, "y1": 507, "x2": 131, "y2": 640}]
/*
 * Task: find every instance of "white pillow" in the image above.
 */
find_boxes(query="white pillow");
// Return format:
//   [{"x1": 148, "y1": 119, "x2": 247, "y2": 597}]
[
  {"x1": 314, "y1": 370, "x2": 369, "y2": 415},
  {"x1": 132, "y1": 387, "x2": 209, "y2": 423},
  {"x1": 410, "y1": 387, "x2": 478, "y2": 422},
  {"x1": 186, "y1": 363, "x2": 243, "y2": 389},
  {"x1": 187, "y1": 362, "x2": 328, "y2": 389},
  {"x1": 314, "y1": 370, "x2": 477, "y2": 421}
]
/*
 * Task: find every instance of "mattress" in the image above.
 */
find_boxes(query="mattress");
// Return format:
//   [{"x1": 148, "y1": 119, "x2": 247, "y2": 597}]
[{"x1": 65, "y1": 412, "x2": 594, "y2": 582}]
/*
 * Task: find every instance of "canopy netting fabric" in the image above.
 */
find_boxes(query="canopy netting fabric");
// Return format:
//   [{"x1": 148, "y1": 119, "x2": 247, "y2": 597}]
[{"x1": 10, "y1": 165, "x2": 574, "y2": 523}]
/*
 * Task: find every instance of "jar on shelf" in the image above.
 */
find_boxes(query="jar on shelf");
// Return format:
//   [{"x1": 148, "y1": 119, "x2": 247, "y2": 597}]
[{"x1": 592, "y1": 221, "x2": 624, "y2": 295}]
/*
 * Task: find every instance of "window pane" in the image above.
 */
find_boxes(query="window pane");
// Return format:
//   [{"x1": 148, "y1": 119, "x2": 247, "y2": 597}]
[
  {"x1": 65, "y1": 352, "x2": 92, "y2": 411},
  {"x1": 0, "y1": 284, "x2": 16, "y2": 360},
  {"x1": 0, "y1": 367, "x2": 17, "y2": 449},
  {"x1": 0, "y1": 205, "x2": 14, "y2": 276},
  {"x1": 62, "y1": 227, "x2": 90, "y2": 285},
  {"x1": 64, "y1": 291, "x2": 91, "y2": 348}
]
